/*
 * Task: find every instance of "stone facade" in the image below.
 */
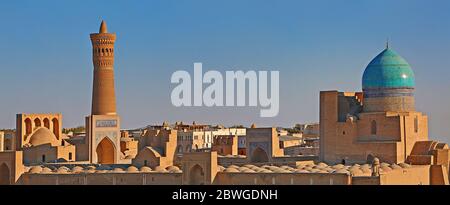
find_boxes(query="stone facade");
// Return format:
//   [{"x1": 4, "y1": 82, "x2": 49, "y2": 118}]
[
  {"x1": 319, "y1": 91, "x2": 429, "y2": 164},
  {"x1": 1, "y1": 151, "x2": 446, "y2": 185},
  {"x1": 15, "y1": 113, "x2": 76, "y2": 164},
  {"x1": 85, "y1": 115, "x2": 122, "y2": 164},
  {"x1": 0, "y1": 130, "x2": 15, "y2": 151},
  {"x1": 246, "y1": 128, "x2": 284, "y2": 163},
  {"x1": 132, "y1": 128, "x2": 178, "y2": 168},
  {"x1": 211, "y1": 135, "x2": 238, "y2": 156}
]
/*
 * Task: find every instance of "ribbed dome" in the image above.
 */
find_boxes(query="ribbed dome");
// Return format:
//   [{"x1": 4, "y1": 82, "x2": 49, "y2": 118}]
[
  {"x1": 29, "y1": 128, "x2": 59, "y2": 146},
  {"x1": 362, "y1": 48, "x2": 415, "y2": 89}
]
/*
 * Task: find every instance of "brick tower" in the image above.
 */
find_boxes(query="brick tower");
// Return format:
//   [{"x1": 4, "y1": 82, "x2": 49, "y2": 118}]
[
  {"x1": 90, "y1": 20, "x2": 117, "y2": 115},
  {"x1": 82, "y1": 21, "x2": 122, "y2": 164}
]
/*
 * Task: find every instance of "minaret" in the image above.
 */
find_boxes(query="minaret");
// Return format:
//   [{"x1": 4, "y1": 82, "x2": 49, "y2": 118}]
[
  {"x1": 83, "y1": 20, "x2": 122, "y2": 164},
  {"x1": 90, "y1": 20, "x2": 117, "y2": 115}
]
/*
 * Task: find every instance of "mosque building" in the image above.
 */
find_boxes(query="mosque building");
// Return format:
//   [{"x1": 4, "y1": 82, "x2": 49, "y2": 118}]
[
  {"x1": 320, "y1": 44, "x2": 434, "y2": 165},
  {"x1": 0, "y1": 22, "x2": 449, "y2": 185}
]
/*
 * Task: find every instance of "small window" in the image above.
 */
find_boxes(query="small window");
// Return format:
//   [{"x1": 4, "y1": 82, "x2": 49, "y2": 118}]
[
  {"x1": 144, "y1": 160, "x2": 148, "y2": 166},
  {"x1": 42, "y1": 155, "x2": 46, "y2": 162},
  {"x1": 68, "y1": 152, "x2": 72, "y2": 160},
  {"x1": 371, "y1": 120, "x2": 377, "y2": 135},
  {"x1": 414, "y1": 117, "x2": 419, "y2": 133}
]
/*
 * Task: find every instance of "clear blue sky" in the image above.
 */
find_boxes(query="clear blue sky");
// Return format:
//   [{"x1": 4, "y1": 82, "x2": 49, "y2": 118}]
[{"x1": 0, "y1": 0, "x2": 449, "y2": 143}]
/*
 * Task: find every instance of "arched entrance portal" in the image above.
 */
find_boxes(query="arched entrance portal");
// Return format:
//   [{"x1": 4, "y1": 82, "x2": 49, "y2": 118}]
[
  {"x1": 189, "y1": 164, "x2": 204, "y2": 185},
  {"x1": 96, "y1": 137, "x2": 115, "y2": 164},
  {"x1": 0, "y1": 163, "x2": 10, "y2": 185},
  {"x1": 251, "y1": 147, "x2": 269, "y2": 163}
]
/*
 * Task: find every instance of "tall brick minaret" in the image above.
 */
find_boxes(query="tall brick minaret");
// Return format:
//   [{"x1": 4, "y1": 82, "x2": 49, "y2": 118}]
[
  {"x1": 83, "y1": 20, "x2": 122, "y2": 164},
  {"x1": 90, "y1": 20, "x2": 117, "y2": 115}
]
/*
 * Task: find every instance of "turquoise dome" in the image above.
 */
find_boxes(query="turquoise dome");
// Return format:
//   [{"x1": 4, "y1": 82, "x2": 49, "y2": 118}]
[{"x1": 362, "y1": 48, "x2": 415, "y2": 89}]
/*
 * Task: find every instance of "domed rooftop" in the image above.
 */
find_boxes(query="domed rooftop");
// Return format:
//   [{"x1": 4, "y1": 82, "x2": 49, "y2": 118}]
[
  {"x1": 112, "y1": 168, "x2": 125, "y2": 173},
  {"x1": 126, "y1": 166, "x2": 139, "y2": 173},
  {"x1": 166, "y1": 166, "x2": 180, "y2": 172},
  {"x1": 362, "y1": 46, "x2": 415, "y2": 89},
  {"x1": 72, "y1": 166, "x2": 84, "y2": 173},
  {"x1": 41, "y1": 167, "x2": 53, "y2": 174},
  {"x1": 29, "y1": 166, "x2": 43, "y2": 174},
  {"x1": 139, "y1": 166, "x2": 152, "y2": 172},
  {"x1": 29, "y1": 128, "x2": 59, "y2": 146}
]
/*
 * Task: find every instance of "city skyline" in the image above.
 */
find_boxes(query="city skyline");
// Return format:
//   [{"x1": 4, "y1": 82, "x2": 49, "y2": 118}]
[{"x1": 0, "y1": 0, "x2": 449, "y2": 144}]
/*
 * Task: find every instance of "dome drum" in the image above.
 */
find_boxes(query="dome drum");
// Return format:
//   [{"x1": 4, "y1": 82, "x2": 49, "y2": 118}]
[
  {"x1": 363, "y1": 95, "x2": 415, "y2": 112},
  {"x1": 363, "y1": 87, "x2": 414, "y2": 98},
  {"x1": 362, "y1": 87, "x2": 415, "y2": 112}
]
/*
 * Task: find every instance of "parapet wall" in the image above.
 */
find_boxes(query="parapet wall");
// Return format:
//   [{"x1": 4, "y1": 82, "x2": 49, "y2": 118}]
[
  {"x1": 18, "y1": 173, "x2": 182, "y2": 185},
  {"x1": 379, "y1": 165, "x2": 430, "y2": 185},
  {"x1": 353, "y1": 165, "x2": 432, "y2": 185},
  {"x1": 284, "y1": 146, "x2": 319, "y2": 156},
  {"x1": 214, "y1": 172, "x2": 351, "y2": 185},
  {"x1": 217, "y1": 156, "x2": 318, "y2": 167},
  {"x1": 14, "y1": 165, "x2": 432, "y2": 185}
]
